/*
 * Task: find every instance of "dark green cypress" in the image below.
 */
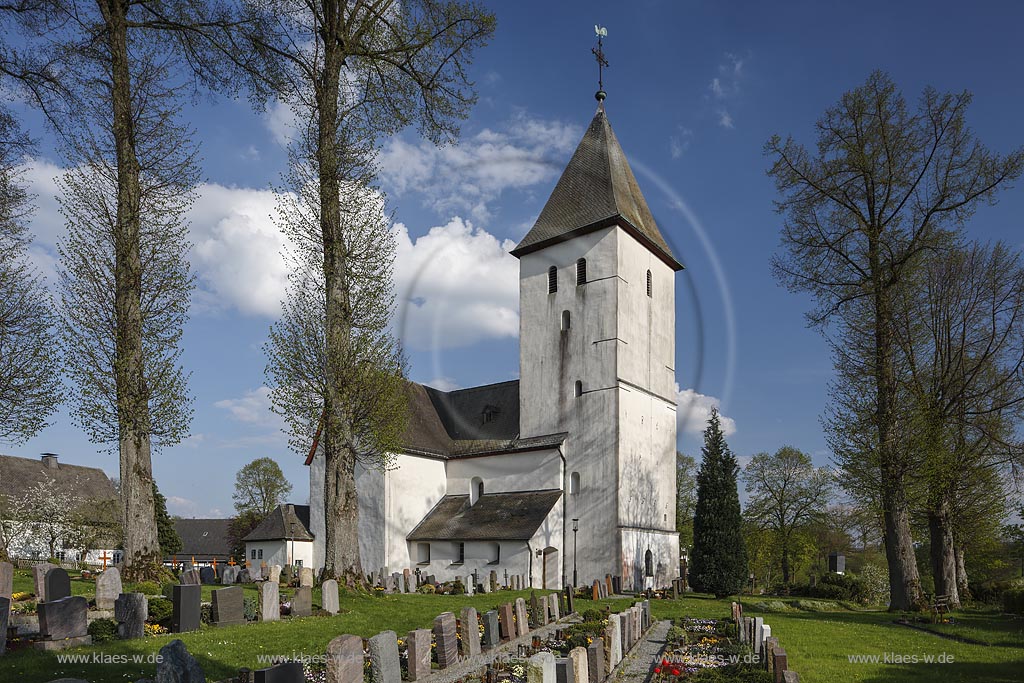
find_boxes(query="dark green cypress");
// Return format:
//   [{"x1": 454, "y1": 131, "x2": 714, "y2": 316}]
[
  {"x1": 690, "y1": 407, "x2": 748, "y2": 597},
  {"x1": 153, "y1": 482, "x2": 182, "y2": 557}
]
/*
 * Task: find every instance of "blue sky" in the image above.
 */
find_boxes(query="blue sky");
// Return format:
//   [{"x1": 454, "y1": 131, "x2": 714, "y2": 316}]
[{"x1": 7, "y1": 0, "x2": 1024, "y2": 518}]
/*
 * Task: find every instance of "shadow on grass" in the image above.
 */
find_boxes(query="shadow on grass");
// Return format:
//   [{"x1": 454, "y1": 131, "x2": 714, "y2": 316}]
[{"x1": 855, "y1": 659, "x2": 1024, "y2": 683}]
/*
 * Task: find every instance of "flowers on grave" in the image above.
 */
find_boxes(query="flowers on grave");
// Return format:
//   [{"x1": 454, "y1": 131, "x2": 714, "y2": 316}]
[
  {"x1": 10, "y1": 591, "x2": 30, "y2": 601},
  {"x1": 144, "y1": 623, "x2": 168, "y2": 636}
]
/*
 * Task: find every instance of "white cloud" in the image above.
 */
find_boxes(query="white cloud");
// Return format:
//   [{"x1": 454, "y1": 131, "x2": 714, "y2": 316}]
[
  {"x1": 424, "y1": 377, "x2": 460, "y2": 392},
  {"x1": 378, "y1": 111, "x2": 580, "y2": 222},
  {"x1": 706, "y1": 52, "x2": 746, "y2": 129},
  {"x1": 188, "y1": 184, "x2": 289, "y2": 318},
  {"x1": 264, "y1": 100, "x2": 298, "y2": 146},
  {"x1": 710, "y1": 78, "x2": 725, "y2": 99},
  {"x1": 670, "y1": 126, "x2": 693, "y2": 159},
  {"x1": 393, "y1": 216, "x2": 519, "y2": 350},
  {"x1": 676, "y1": 385, "x2": 736, "y2": 436},
  {"x1": 214, "y1": 386, "x2": 275, "y2": 423},
  {"x1": 165, "y1": 495, "x2": 223, "y2": 519},
  {"x1": 717, "y1": 109, "x2": 735, "y2": 130}
]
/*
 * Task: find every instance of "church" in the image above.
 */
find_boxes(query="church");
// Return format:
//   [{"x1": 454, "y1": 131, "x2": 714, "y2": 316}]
[{"x1": 307, "y1": 98, "x2": 681, "y2": 592}]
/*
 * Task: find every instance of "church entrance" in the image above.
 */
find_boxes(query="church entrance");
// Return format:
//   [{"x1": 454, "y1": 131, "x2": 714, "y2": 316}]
[{"x1": 542, "y1": 546, "x2": 559, "y2": 588}]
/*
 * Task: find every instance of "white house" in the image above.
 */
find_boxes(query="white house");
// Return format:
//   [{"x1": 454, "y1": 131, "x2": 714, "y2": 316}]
[
  {"x1": 243, "y1": 503, "x2": 315, "y2": 570},
  {"x1": 308, "y1": 101, "x2": 681, "y2": 591}
]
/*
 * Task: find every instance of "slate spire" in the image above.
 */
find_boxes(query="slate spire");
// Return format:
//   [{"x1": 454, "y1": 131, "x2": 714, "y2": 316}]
[{"x1": 510, "y1": 108, "x2": 682, "y2": 271}]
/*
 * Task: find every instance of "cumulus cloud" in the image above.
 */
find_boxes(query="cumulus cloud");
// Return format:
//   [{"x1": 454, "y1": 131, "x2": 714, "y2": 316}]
[
  {"x1": 676, "y1": 385, "x2": 736, "y2": 436},
  {"x1": 165, "y1": 495, "x2": 224, "y2": 519},
  {"x1": 393, "y1": 216, "x2": 519, "y2": 350},
  {"x1": 378, "y1": 111, "x2": 580, "y2": 222},
  {"x1": 214, "y1": 386, "x2": 275, "y2": 423}
]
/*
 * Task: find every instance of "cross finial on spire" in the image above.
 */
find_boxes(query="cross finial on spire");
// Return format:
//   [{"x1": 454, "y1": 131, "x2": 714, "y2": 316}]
[{"x1": 592, "y1": 25, "x2": 609, "y2": 103}]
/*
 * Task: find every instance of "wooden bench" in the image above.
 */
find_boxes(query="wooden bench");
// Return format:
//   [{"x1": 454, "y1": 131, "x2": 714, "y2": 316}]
[{"x1": 930, "y1": 594, "x2": 952, "y2": 621}]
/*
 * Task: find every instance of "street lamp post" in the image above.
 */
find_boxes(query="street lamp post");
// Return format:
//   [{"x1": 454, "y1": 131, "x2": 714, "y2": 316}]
[{"x1": 572, "y1": 518, "x2": 579, "y2": 587}]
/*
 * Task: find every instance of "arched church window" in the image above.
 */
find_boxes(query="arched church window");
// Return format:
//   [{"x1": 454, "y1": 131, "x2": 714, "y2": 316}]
[
  {"x1": 470, "y1": 477, "x2": 483, "y2": 505},
  {"x1": 548, "y1": 266, "x2": 558, "y2": 293},
  {"x1": 561, "y1": 310, "x2": 571, "y2": 331},
  {"x1": 417, "y1": 543, "x2": 430, "y2": 564},
  {"x1": 569, "y1": 471, "x2": 581, "y2": 494},
  {"x1": 576, "y1": 258, "x2": 587, "y2": 285},
  {"x1": 644, "y1": 549, "x2": 654, "y2": 577},
  {"x1": 574, "y1": 380, "x2": 582, "y2": 398},
  {"x1": 646, "y1": 270, "x2": 652, "y2": 297},
  {"x1": 487, "y1": 542, "x2": 500, "y2": 564}
]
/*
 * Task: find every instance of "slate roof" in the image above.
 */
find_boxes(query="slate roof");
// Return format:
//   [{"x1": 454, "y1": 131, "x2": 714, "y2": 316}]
[
  {"x1": 407, "y1": 490, "x2": 563, "y2": 541},
  {"x1": 242, "y1": 504, "x2": 314, "y2": 542},
  {"x1": 510, "y1": 108, "x2": 683, "y2": 271},
  {"x1": 172, "y1": 518, "x2": 233, "y2": 560},
  {"x1": 0, "y1": 454, "x2": 117, "y2": 505}
]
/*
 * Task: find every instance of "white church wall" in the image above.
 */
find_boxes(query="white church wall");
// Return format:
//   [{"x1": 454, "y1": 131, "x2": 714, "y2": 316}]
[
  {"x1": 357, "y1": 462, "x2": 387, "y2": 573},
  {"x1": 381, "y1": 454, "x2": 447, "y2": 572},
  {"x1": 620, "y1": 527, "x2": 680, "y2": 592},
  {"x1": 527, "y1": 496, "x2": 565, "y2": 589},
  {"x1": 409, "y1": 540, "x2": 531, "y2": 586},
  {"x1": 446, "y1": 449, "x2": 562, "y2": 495}
]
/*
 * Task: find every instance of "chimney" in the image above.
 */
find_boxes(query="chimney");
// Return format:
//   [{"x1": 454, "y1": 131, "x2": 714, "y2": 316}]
[{"x1": 41, "y1": 453, "x2": 59, "y2": 470}]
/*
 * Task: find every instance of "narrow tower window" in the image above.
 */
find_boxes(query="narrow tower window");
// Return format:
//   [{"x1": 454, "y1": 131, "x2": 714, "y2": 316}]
[
  {"x1": 576, "y1": 258, "x2": 587, "y2": 285},
  {"x1": 574, "y1": 380, "x2": 583, "y2": 398},
  {"x1": 569, "y1": 471, "x2": 581, "y2": 494},
  {"x1": 470, "y1": 476, "x2": 483, "y2": 505},
  {"x1": 645, "y1": 549, "x2": 654, "y2": 577},
  {"x1": 548, "y1": 266, "x2": 558, "y2": 293},
  {"x1": 646, "y1": 269, "x2": 652, "y2": 297},
  {"x1": 561, "y1": 310, "x2": 571, "y2": 331}
]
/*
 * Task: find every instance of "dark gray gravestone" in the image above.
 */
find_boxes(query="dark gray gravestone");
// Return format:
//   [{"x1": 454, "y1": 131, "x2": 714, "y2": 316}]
[
  {"x1": 180, "y1": 568, "x2": 200, "y2": 585},
  {"x1": 612, "y1": 576, "x2": 621, "y2": 594},
  {"x1": 38, "y1": 596, "x2": 88, "y2": 640},
  {"x1": 498, "y1": 602, "x2": 514, "y2": 642},
  {"x1": 368, "y1": 630, "x2": 401, "y2": 683},
  {"x1": 0, "y1": 561, "x2": 12, "y2": 601},
  {"x1": 44, "y1": 567, "x2": 71, "y2": 602},
  {"x1": 586, "y1": 638, "x2": 603, "y2": 683},
  {"x1": 482, "y1": 610, "x2": 500, "y2": 650},
  {"x1": 555, "y1": 657, "x2": 575, "y2": 683},
  {"x1": 115, "y1": 592, "x2": 148, "y2": 639},
  {"x1": 433, "y1": 611, "x2": 458, "y2": 668},
  {"x1": 564, "y1": 585, "x2": 575, "y2": 614},
  {"x1": 254, "y1": 661, "x2": 304, "y2": 683},
  {"x1": 828, "y1": 552, "x2": 846, "y2": 574},
  {"x1": 558, "y1": 590, "x2": 567, "y2": 617},
  {"x1": 530, "y1": 591, "x2": 541, "y2": 627},
  {"x1": 156, "y1": 639, "x2": 205, "y2": 683},
  {"x1": 211, "y1": 586, "x2": 245, "y2": 627},
  {"x1": 171, "y1": 584, "x2": 202, "y2": 633},
  {"x1": 0, "y1": 596, "x2": 10, "y2": 656},
  {"x1": 425, "y1": 574, "x2": 435, "y2": 585},
  {"x1": 291, "y1": 586, "x2": 312, "y2": 617},
  {"x1": 199, "y1": 567, "x2": 216, "y2": 585},
  {"x1": 406, "y1": 629, "x2": 431, "y2": 680}
]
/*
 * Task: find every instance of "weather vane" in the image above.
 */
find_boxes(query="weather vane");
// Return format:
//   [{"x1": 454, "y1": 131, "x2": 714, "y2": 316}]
[{"x1": 592, "y1": 25, "x2": 609, "y2": 102}]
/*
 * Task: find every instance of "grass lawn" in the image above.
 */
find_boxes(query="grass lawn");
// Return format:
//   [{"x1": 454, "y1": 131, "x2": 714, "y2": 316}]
[{"x1": 3, "y1": 577, "x2": 1021, "y2": 683}]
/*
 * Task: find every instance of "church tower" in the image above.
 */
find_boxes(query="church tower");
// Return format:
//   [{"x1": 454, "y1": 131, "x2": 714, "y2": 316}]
[{"x1": 511, "y1": 102, "x2": 682, "y2": 590}]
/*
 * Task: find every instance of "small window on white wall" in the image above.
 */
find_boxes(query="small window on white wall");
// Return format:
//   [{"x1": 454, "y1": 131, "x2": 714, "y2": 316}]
[
  {"x1": 417, "y1": 543, "x2": 430, "y2": 564},
  {"x1": 487, "y1": 542, "x2": 501, "y2": 564},
  {"x1": 570, "y1": 471, "x2": 581, "y2": 494},
  {"x1": 647, "y1": 269, "x2": 653, "y2": 297},
  {"x1": 576, "y1": 258, "x2": 587, "y2": 285},
  {"x1": 470, "y1": 476, "x2": 483, "y2": 505},
  {"x1": 561, "y1": 310, "x2": 571, "y2": 331},
  {"x1": 548, "y1": 266, "x2": 558, "y2": 293},
  {"x1": 574, "y1": 380, "x2": 583, "y2": 398}
]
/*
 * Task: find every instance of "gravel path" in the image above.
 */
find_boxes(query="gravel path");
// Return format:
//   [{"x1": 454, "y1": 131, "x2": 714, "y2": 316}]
[{"x1": 609, "y1": 619, "x2": 671, "y2": 683}]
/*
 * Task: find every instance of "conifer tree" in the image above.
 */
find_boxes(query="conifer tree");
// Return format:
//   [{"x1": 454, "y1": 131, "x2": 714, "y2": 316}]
[{"x1": 690, "y1": 408, "x2": 748, "y2": 597}]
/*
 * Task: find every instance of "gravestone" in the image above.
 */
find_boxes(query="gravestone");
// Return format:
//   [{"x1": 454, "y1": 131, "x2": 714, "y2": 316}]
[
  {"x1": 0, "y1": 596, "x2": 9, "y2": 656},
  {"x1": 548, "y1": 593, "x2": 560, "y2": 621},
  {"x1": 618, "y1": 613, "x2": 630, "y2": 652},
  {"x1": 433, "y1": 611, "x2": 459, "y2": 668},
  {"x1": 753, "y1": 617, "x2": 765, "y2": 656},
  {"x1": 44, "y1": 567, "x2": 71, "y2": 602},
  {"x1": 528, "y1": 652, "x2": 555, "y2": 683},
  {"x1": 291, "y1": 586, "x2": 312, "y2": 617},
  {"x1": 604, "y1": 615, "x2": 621, "y2": 668},
  {"x1": 406, "y1": 629, "x2": 432, "y2": 681},
  {"x1": 322, "y1": 578, "x2": 340, "y2": 614},
  {"x1": 460, "y1": 606, "x2": 481, "y2": 657},
  {"x1": 199, "y1": 567, "x2": 216, "y2": 585},
  {"x1": 394, "y1": 572, "x2": 405, "y2": 594},
  {"x1": 772, "y1": 648, "x2": 788, "y2": 681},
  {"x1": 368, "y1": 631, "x2": 401, "y2": 683},
  {"x1": 268, "y1": 565, "x2": 282, "y2": 584},
  {"x1": 586, "y1": 638, "x2": 604, "y2": 682},
  {"x1": 254, "y1": 661, "x2": 304, "y2": 683},
  {"x1": 564, "y1": 585, "x2": 575, "y2": 614},
  {"x1": 555, "y1": 657, "x2": 574, "y2": 683},
  {"x1": 489, "y1": 570, "x2": 498, "y2": 593},
  {"x1": 212, "y1": 586, "x2": 245, "y2": 627},
  {"x1": 482, "y1": 610, "x2": 500, "y2": 650},
  {"x1": 171, "y1": 584, "x2": 201, "y2": 633},
  {"x1": 514, "y1": 598, "x2": 530, "y2": 637},
  {"x1": 221, "y1": 566, "x2": 239, "y2": 585},
  {"x1": 31, "y1": 563, "x2": 54, "y2": 600},
  {"x1": 425, "y1": 574, "x2": 435, "y2": 586},
  {"x1": 0, "y1": 561, "x2": 13, "y2": 601},
  {"x1": 384, "y1": 573, "x2": 396, "y2": 594},
  {"x1": 464, "y1": 575, "x2": 474, "y2": 596},
  {"x1": 326, "y1": 634, "x2": 364, "y2": 683},
  {"x1": 592, "y1": 581, "x2": 600, "y2": 601},
  {"x1": 498, "y1": 602, "x2": 514, "y2": 642},
  {"x1": 180, "y1": 568, "x2": 200, "y2": 585},
  {"x1": 299, "y1": 567, "x2": 314, "y2": 588},
  {"x1": 37, "y1": 596, "x2": 90, "y2": 649},
  {"x1": 605, "y1": 575, "x2": 613, "y2": 597},
  {"x1": 95, "y1": 567, "x2": 122, "y2": 610},
  {"x1": 115, "y1": 592, "x2": 148, "y2": 639},
  {"x1": 238, "y1": 568, "x2": 252, "y2": 584},
  {"x1": 558, "y1": 590, "x2": 567, "y2": 617},
  {"x1": 530, "y1": 591, "x2": 541, "y2": 627},
  {"x1": 612, "y1": 576, "x2": 621, "y2": 594},
  {"x1": 156, "y1": 638, "x2": 205, "y2": 682},
  {"x1": 259, "y1": 581, "x2": 280, "y2": 622},
  {"x1": 403, "y1": 568, "x2": 412, "y2": 593}
]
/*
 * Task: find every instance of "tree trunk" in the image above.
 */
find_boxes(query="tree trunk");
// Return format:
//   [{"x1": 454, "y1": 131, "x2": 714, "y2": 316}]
[
  {"x1": 318, "y1": 2, "x2": 363, "y2": 586},
  {"x1": 106, "y1": 0, "x2": 160, "y2": 580},
  {"x1": 780, "y1": 534, "x2": 791, "y2": 585},
  {"x1": 927, "y1": 503, "x2": 960, "y2": 608},
  {"x1": 871, "y1": 241, "x2": 923, "y2": 612},
  {"x1": 954, "y1": 543, "x2": 970, "y2": 601}
]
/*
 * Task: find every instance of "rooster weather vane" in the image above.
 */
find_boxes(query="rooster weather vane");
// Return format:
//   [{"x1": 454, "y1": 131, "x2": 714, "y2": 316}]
[{"x1": 593, "y1": 25, "x2": 609, "y2": 103}]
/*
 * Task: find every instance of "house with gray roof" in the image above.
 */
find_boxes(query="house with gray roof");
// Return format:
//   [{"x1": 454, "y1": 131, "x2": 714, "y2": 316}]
[
  {"x1": 170, "y1": 518, "x2": 233, "y2": 565},
  {"x1": 242, "y1": 504, "x2": 314, "y2": 570},
  {"x1": 308, "y1": 98, "x2": 680, "y2": 592}
]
